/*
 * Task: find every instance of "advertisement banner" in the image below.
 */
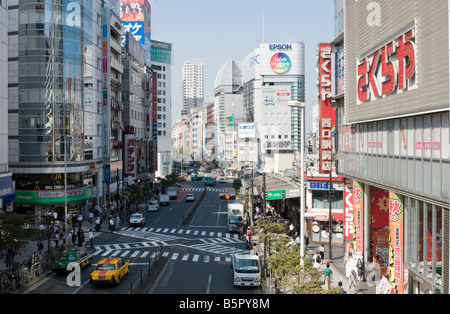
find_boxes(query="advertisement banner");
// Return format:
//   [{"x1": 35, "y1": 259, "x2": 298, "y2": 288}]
[
  {"x1": 352, "y1": 181, "x2": 363, "y2": 253},
  {"x1": 343, "y1": 179, "x2": 353, "y2": 241},
  {"x1": 120, "y1": 0, "x2": 145, "y2": 22},
  {"x1": 317, "y1": 43, "x2": 335, "y2": 174},
  {"x1": 389, "y1": 192, "x2": 404, "y2": 294},
  {"x1": 124, "y1": 133, "x2": 136, "y2": 176}
]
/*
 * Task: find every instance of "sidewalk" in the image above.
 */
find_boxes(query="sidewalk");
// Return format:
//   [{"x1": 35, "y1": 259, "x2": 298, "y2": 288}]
[
  {"x1": 307, "y1": 241, "x2": 376, "y2": 294},
  {"x1": 256, "y1": 237, "x2": 376, "y2": 294}
]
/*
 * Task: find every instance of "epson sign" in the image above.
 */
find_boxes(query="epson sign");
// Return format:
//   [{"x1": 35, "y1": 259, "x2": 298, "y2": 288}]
[{"x1": 269, "y1": 44, "x2": 292, "y2": 51}]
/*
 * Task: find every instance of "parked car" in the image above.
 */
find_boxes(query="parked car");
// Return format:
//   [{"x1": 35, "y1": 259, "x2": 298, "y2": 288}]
[
  {"x1": 186, "y1": 193, "x2": 195, "y2": 202},
  {"x1": 129, "y1": 213, "x2": 145, "y2": 227},
  {"x1": 219, "y1": 177, "x2": 225, "y2": 183},
  {"x1": 89, "y1": 258, "x2": 130, "y2": 285},
  {"x1": 159, "y1": 194, "x2": 170, "y2": 205},
  {"x1": 148, "y1": 199, "x2": 159, "y2": 212},
  {"x1": 52, "y1": 249, "x2": 92, "y2": 274}
]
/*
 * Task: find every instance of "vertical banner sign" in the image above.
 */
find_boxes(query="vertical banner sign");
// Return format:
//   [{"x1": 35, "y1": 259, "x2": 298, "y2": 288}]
[
  {"x1": 102, "y1": 7, "x2": 111, "y2": 162},
  {"x1": 343, "y1": 179, "x2": 354, "y2": 241},
  {"x1": 317, "y1": 43, "x2": 334, "y2": 174},
  {"x1": 389, "y1": 192, "x2": 404, "y2": 294},
  {"x1": 352, "y1": 181, "x2": 363, "y2": 253},
  {"x1": 150, "y1": 71, "x2": 158, "y2": 173}
]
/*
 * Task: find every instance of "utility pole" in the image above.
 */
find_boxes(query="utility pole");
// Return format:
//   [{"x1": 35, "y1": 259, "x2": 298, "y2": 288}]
[
  {"x1": 262, "y1": 172, "x2": 266, "y2": 219},
  {"x1": 328, "y1": 171, "x2": 333, "y2": 260},
  {"x1": 250, "y1": 163, "x2": 254, "y2": 227}
]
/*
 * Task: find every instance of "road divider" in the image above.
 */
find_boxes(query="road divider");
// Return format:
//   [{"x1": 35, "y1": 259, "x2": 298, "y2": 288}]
[{"x1": 180, "y1": 188, "x2": 207, "y2": 227}]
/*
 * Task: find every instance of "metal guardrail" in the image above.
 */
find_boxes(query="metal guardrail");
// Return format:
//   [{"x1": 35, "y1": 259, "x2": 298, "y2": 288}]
[
  {"x1": 127, "y1": 245, "x2": 165, "y2": 294},
  {"x1": 181, "y1": 188, "x2": 207, "y2": 227}
]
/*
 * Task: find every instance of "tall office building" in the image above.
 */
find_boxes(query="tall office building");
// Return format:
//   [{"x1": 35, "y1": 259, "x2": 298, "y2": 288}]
[
  {"x1": 151, "y1": 40, "x2": 173, "y2": 177},
  {"x1": 0, "y1": 0, "x2": 14, "y2": 213},
  {"x1": 182, "y1": 59, "x2": 204, "y2": 115},
  {"x1": 8, "y1": 0, "x2": 105, "y2": 216},
  {"x1": 242, "y1": 42, "x2": 306, "y2": 172}
]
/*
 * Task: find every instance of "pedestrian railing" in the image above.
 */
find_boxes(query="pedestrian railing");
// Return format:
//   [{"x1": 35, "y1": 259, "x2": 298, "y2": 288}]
[{"x1": 127, "y1": 245, "x2": 166, "y2": 294}]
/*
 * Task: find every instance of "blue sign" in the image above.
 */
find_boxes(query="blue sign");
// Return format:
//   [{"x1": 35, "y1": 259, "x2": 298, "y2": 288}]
[
  {"x1": 105, "y1": 165, "x2": 110, "y2": 184},
  {"x1": 121, "y1": 21, "x2": 145, "y2": 48},
  {"x1": 0, "y1": 176, "x2": 15, "y2": 204}
]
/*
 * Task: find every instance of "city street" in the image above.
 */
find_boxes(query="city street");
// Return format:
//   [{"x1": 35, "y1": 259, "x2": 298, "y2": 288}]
[{"x1": 23, "y1": 179, "x2": 262, "y2": 294}]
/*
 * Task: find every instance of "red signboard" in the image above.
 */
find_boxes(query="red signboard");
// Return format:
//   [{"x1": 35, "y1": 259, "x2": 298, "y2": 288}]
[
  {"x1": 357, "y1": 28, "x2": 416, "y2": 103},
  {"x1": 317, "y1": 43, "x2": 335, "y2": 174}
]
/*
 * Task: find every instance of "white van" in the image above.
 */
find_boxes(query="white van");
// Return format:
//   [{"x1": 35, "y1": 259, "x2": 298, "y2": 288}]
[
  {"x1": 148, "y1": 199, "x2": 159, "y2": 212},
  {"x1": 159, "y1": 194, "x2": 170, "y2": 206}
]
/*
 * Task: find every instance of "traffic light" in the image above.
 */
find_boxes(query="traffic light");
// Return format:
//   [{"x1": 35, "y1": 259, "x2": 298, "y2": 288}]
[{"x1": 282, "y1": 191, "x2": 286, "y2": 199}]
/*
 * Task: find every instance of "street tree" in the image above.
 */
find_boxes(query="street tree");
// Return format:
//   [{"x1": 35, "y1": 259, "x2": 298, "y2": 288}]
[{"x1": 0, "y1": 213, "x2": 37, "y2": 266}]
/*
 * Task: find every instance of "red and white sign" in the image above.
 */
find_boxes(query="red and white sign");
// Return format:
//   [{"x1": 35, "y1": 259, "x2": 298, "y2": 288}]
[
  {"x1": 124, "y1": 133, "x2": 136, "y2": 176},
  {"x1": 317, "y1": 43, "x2": 335, "y2": 174},
  {"x1": 357, "y1": 28, "x2": 416, "y2": 104},
  {"x1": 343, "y1": 179, "x2": 354, "y2": 241}
]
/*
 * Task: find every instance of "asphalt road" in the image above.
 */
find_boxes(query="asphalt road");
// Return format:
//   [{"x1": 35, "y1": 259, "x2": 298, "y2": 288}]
[{"x1": 25, "y1": 178, "x2": 262, "y2": 295}]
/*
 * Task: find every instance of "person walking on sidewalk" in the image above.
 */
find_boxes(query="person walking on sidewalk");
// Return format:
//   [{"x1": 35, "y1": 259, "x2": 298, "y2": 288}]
[
  {"x1": 319, "y1": 244, "x2": 325, "y2": 263},
  {"x1": 323, "y1": 263, "x2": 333, "y2": 290},
  {"x1": 349, "y1": 269, "x2": 358, "y2": 294},
  {"x1": 88, "y1": 229, "x2": 94, "y2": 248}
]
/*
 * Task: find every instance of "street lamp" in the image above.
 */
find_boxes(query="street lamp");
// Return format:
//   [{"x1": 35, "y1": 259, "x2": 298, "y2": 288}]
[{"x1": 288, "y1": 101, "x2": 306, "y2": 269}]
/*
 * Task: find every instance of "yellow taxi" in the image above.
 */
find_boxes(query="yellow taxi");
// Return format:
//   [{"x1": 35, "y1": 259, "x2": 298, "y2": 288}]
[{"x1": 89, "y1": 258, "x2": 130, "y2": 285}]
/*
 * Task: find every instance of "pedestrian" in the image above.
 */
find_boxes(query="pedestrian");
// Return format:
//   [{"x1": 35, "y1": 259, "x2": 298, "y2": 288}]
[
  {"x1": 319, "y1": 244, "x2": 325, "y2": 263},
  {"x1": 323, "y1": 263, "x2": 333, "y2": 290},
  {"x1": 89, "y1": 211, "x2": 94, "y2": 224},
  {"x1": 88, "y1": 229, "x2": 94, "y2": 248},
  {"x1": 77, "y1": 228, "x2": 84, "y2": 247},
  {"x1": 313, "y1": 256, "x2": 321, "y2": 271},
  {"x1": 4, "y1": 250, "x2": 12, "y2": 269},
  {"x1": 349, "y1": 269, "x2": 358, "y2": 293},
  {"x1": 289, "y1": 223, "x2": 295, "y2": 237},
  {"x1": 304, "y1": 231, "x2": 310, "y2": 247},
  {"x1": 109, "y1": 217, "x2": 115, "y2": 233},
  {"x1": 95, "y1": 217, "x2": 101, "y2": 231},
  {"x1": 54, "y1": 232, "x2": 59, "y2": 248},
  {"x1": 338, "y1": 281, "x2": 347, "y2": 294},
  {"x1": 356, "y1": 258, "x2": 363, "y2": 283},
  {"x1": 37, "y1": 240, "x2": 44, "y2": 254},
  {"x1": 77, "y1": 214, "x2": 83, "y2": 228}
]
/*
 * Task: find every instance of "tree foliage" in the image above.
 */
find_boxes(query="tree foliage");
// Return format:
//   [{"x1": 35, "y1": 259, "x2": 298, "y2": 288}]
[
  {"x1": 253, "y1": 219, "x2": 343, "y2": 294},
  {"x1": 0, "y1": 213, "x2": 37, "y2": 264}
]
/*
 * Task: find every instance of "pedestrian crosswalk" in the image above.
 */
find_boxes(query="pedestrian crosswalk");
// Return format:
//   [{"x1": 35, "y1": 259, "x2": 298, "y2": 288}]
[
  {"x1": 90, "y1": 246, "x2": 248, "y2": 264},
  {"x1": 181, "y1": 187, "x2": 231, "y2": 193},
  {"x1": 118, "y1": 226, "x2": 242, "y2": 240},
  {"x1": 89, "y1": 226, "x2": 247, "y2": 265}
]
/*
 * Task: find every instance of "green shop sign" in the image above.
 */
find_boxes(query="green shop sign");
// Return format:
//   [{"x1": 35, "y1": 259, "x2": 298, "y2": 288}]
[
  {"x1": 265, "y1": 190, "x2": 286, "y2": 200},
  {"x1": 15, "y1": 187, "x2": 95, "y2": 205}
]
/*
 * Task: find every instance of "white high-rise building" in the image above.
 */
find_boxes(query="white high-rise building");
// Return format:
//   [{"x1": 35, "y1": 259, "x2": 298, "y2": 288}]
[
  {"x1": 182, "y1": 59, "x2": 204, "y2": 115},
  {"x1": 151, "y1": 40, "x2": 173, "y2": 177}
]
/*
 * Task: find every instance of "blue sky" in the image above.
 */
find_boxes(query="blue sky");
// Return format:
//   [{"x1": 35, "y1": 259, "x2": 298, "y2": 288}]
[{"x1": 149, "y1": 0, "x2": 335, "y2": 132}]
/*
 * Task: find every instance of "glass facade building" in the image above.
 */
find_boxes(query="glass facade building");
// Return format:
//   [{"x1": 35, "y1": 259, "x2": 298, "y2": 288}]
[
  {"x1": 17, "y1": 0, "x2": 95, "y2": 162},
  {"x1": 9, "y1": 0, "x2": 103, "y2": 215}
]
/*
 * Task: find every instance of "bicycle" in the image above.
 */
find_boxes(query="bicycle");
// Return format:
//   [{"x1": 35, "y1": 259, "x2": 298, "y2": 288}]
[{"x1": 0, "y1": 271, "x2": 15, "y2": 294}]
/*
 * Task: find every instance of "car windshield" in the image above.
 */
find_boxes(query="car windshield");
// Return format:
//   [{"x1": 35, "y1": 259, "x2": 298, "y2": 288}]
[
  {"x1": 149, "y1": 201, "x2": 157, "y2": 205},
  {"x1": 95, "y1": 264, "x2": 116, "y2": 271},
  {"x1": 229, "y1": 215, "x2": 242, "y2": 224},
  {"x1": 59, "y1": 253, "x2": 77, "y2": 262},
  {"x1": 131, "y1": 214, "x2": 142, "y2": 219},
  {"x1": 235, "y1": 259, "x2": 259, "y2": 273}
]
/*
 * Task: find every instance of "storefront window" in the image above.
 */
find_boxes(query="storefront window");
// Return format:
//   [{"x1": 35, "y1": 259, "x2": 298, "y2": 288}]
[{"x1": 405, "y1": 197, "x2": 444, "y2": 293}]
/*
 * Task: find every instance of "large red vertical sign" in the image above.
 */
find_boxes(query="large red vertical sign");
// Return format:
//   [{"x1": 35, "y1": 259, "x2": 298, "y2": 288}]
[{"x1": 318, "y1": 43, "x2": 335, "y2": 174}]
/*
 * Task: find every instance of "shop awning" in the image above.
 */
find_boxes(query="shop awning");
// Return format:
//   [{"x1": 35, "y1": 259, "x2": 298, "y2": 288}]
[{"x1": 252, "y1": 173, "x2": 300, "y2": 200}]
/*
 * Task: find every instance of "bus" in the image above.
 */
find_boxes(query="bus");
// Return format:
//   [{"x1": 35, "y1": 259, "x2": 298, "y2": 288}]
[{"x1": 204, "y1": 174, "x2": 216, "y2": 186}]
